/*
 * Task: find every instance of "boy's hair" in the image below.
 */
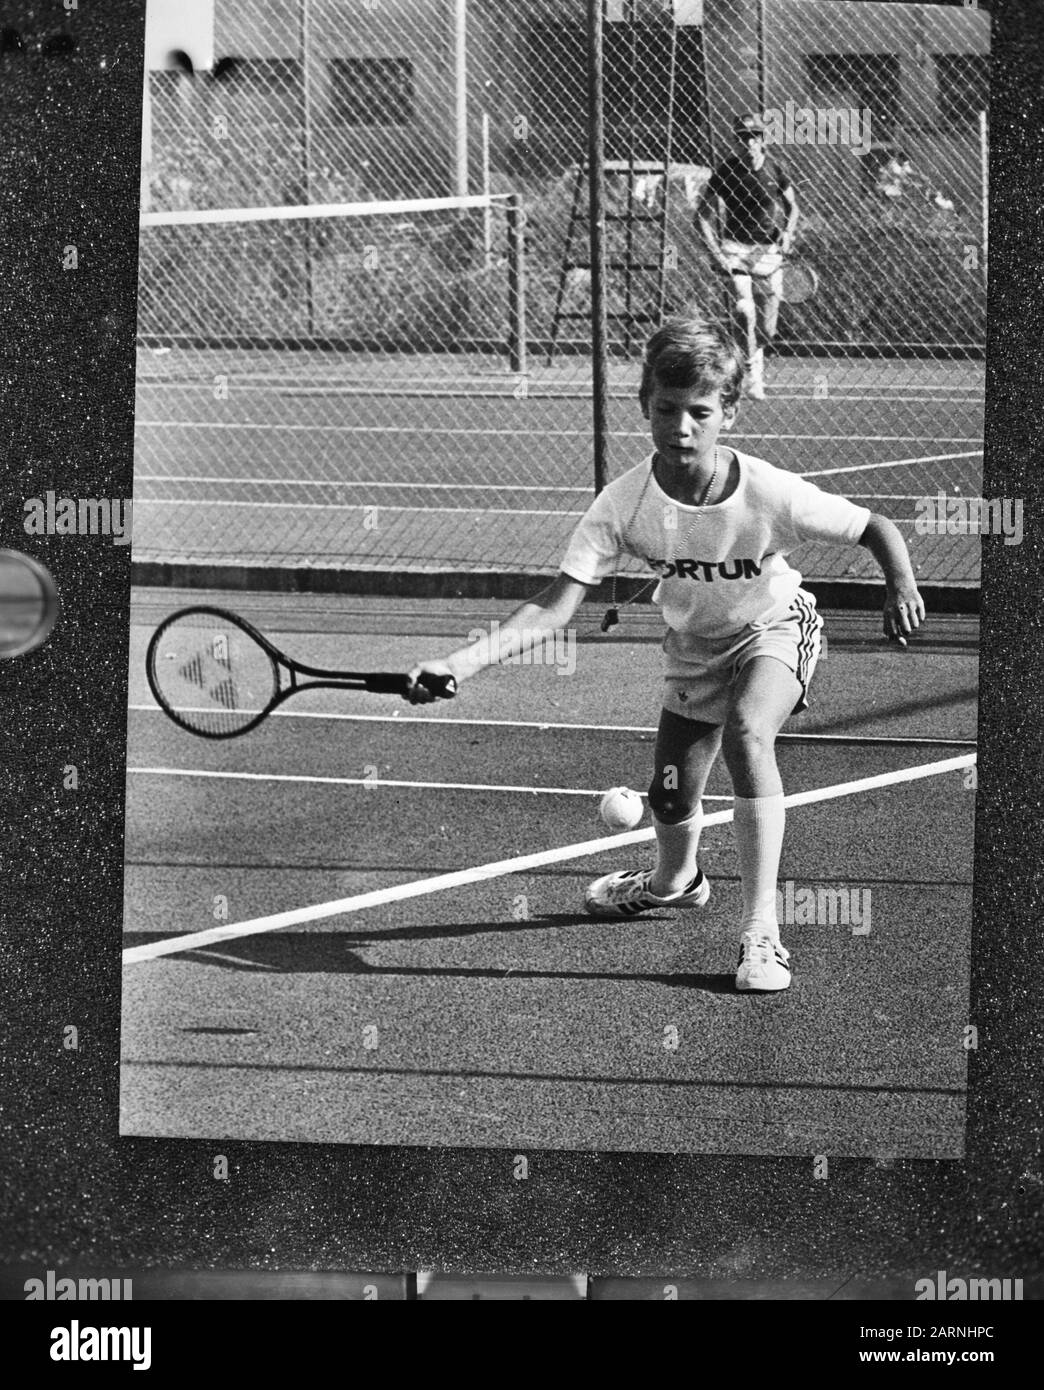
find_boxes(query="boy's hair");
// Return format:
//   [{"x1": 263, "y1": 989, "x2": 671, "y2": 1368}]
[{"x1": 639, "y1": 315, "x2": 745, "y2": 412}]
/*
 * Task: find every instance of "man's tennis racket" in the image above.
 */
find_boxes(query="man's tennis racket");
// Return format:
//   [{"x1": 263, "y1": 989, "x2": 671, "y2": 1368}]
[
  {"x1": 146, "y1": 605, "x2": 456, "y2": 739},
  {"x1": 744, "y1": 250, "x2": 820, "y2": 305}
]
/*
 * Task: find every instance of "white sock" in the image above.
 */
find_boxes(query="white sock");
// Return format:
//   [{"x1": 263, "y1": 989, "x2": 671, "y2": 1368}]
[
  {"x1": 732, "y1": 794, "x2": 785, "y2": 938},
  {"x1": 650, "y1": 804, "x2": 703, "y2": 897}
]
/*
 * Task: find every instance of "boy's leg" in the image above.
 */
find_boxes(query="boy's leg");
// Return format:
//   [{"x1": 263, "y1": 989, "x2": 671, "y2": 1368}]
[
  {"x1": 751, "y1": 276, "x2": 781, "y2": 396},
  {"x1": 757, "y1": 275, "x2": 782, "y2": 347},
  {"x1": 648, "y1": 708, "x2": 723, "y2": 897},
  {"x1": 584, "y1": 709, "x2": 722, "y2": 917},
  {"x1": 721, "y1": 656, "x2": 802, "y2": 989},
  {"x1": 725, "y1": 272, "x2": 758, "y2": 361},
  {"x1": 719, "y1": 242, "x2": 763, "y2": 397}
]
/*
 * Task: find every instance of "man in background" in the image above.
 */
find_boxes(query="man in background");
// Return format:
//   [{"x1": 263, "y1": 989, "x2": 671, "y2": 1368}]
[{"x1": 696, "y1": 113, "x2": 799, "y2": 399}]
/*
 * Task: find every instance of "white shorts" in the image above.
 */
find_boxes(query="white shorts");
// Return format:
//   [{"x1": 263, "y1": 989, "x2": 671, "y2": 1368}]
[
  {"x1": 662, "y1": 590, "x2": 823, "y2": 726},
  {"x1": 720, "y1": 239, "x2": 784, "y2": 292}
]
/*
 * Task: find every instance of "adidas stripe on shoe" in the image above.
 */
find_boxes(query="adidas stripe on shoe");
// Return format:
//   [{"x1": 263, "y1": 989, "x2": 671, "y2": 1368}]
[
  {"x1": 735, "y1": 929, "x2": 792, "y2": 992},
  {"x1": 584, "y1": 867, "x2": 710, "y2": 918}
]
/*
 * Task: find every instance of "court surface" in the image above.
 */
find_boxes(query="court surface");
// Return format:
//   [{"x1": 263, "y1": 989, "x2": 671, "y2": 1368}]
[
  {"x1": 120, "y1": 588, "x2": 978, "y2": 1157},
  {"x1": 132, "y1": 353, "x2": 985, "y2": 585}
]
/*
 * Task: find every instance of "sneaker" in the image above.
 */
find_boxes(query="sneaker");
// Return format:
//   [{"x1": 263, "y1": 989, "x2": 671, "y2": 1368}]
[
  {"x1": 584, "y1": 867, "x2": 710, "y2": 918},
  {"x1": 735, "y1": 929, "x2": 791, "y2": 992}
]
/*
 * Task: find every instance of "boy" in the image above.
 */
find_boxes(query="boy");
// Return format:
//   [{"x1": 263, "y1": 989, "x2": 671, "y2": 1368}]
[
  {"x1": 695, "y1": 112, "x2": 799, "y2": 399},
  {"x1": 407, "y1": 317, "x2": 923, "y2": 992}
]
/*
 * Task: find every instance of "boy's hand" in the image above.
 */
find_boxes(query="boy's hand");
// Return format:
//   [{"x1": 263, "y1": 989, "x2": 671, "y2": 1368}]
[
  {"x1": 883, "y1": 586, "x2": 925, "y2": 648},
  {"x1": 405, "y1": 659, "x2": 460, "y2": 704}
]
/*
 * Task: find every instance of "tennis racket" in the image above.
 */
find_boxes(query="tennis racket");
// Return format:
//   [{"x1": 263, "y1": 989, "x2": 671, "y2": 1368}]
[
  {"x1": 746, "y1": 252, "x2": 820, "y2": 305},
  {"x1": 146, "y1": 605, "x2": 456, "y2": 739}
]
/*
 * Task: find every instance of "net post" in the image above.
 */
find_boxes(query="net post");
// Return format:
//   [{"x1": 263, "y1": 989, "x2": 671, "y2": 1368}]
[
  {"x1": 507, "y1": 193, "x2": 528, "y2": 376},
  {"x1": 587, "y1": 0, "x2": 609, "y2": 496}
]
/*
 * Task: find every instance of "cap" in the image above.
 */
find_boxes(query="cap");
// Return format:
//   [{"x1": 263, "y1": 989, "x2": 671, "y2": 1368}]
[{"x1": 733, "y1": 113, "x2": 765, "y2": 136}]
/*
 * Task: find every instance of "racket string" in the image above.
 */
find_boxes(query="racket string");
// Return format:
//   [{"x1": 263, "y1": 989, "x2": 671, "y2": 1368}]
[{"x1": 151, "y1": 616, "x2": 279, "y2": 735}]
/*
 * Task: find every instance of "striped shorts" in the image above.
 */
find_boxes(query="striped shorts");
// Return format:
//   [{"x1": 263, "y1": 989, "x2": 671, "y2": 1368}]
[{"x1": 662, "y1": 589, "x2": 824, "y2": 726}]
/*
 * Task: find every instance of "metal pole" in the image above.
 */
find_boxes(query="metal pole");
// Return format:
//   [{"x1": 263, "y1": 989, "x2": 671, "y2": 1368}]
[
  {"x1": 481, "y1": 112, "x2": 492, "y2": 269},
  {"x1": 506, "y1": 193, "x2": 528, "y2": 376},
  {"x1": 588, "y1": 0, "x2": 609, "y2": 495},
  {"x1": 300, "y1": 0, "x2": 315, "y2": 336},
  {"x1": 453, "y1": 0, "x2": 469, "y2": 196},
  {"x1": 657, "y1": 11, "x2": 678, "y2": 324},
  {"x1": 979, "y1": 109, "x2": 989, "y2": 284}
]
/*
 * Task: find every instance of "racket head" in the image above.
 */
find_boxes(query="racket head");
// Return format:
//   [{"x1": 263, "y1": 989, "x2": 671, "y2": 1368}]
[
  {"x1": 780, "y1": 259, "x2": 819, "y2": 305},
  {"x1": 146, "y1": 606, "x2": 282, "y2": 739}
]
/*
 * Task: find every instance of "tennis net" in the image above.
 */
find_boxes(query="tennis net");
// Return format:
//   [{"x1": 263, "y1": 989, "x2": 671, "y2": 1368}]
[{"x1": 138, "y1": 194, "x2": 520, "y2": 358}]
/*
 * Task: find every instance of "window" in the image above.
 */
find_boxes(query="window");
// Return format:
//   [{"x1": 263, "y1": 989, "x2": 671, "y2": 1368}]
[
  {"x1": 805, "y1": 52, "x2": 901, "y2": 138},
  {"x1": 524, "y1": 23, "x2": 710, "y2": 164},
  {"x1": 933, "y1": 54, "x2": 989, "y2": 127},
  {"x1": 329, "y1": 58, "x2": 414, "y2": 126}
]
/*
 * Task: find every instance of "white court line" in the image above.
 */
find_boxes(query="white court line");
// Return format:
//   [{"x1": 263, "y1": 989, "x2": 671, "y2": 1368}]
[
  {"x1": 803, "y1": 450, "x2": 982, "y2": 478},
  {"x1": 127, "y1": 704, "x2": 978, "y2": 748},
  {"x1": 767, "y1": 392, "x2": 982, "y2": 405},
  {"x1": 123, "y1": 753, "x2": 975, "y2": 964},
  {"x1": 130, "y1": 703, "x2": 659, "y2": 732},
  {"x1": 138, "y1": 474, "x2": 591, "y2": 494},
  {"x1": 133, "y1": 498, "x2": 586, "y2": 517},
  {"x1": 131, "y1": 475, "x2": 963, "y2": 502},
  {"x1": 141, "y1": 382, "x2": 985, "y2": 406},
  {"x1": 134, "y1": 420, "x2": 980, "y2": 445},
  {"x1": 133, "y1": 451, "x2": 984, "y2": 501},
  {"x1": 130, "y1": 447, "x2": 985, "y2": 518},
  {"x1": 127, "y1": 764, "x2": 733, "y2": 800},
  {"x1": 131, "y1": 497, "x2": 929, "y2": 523}
]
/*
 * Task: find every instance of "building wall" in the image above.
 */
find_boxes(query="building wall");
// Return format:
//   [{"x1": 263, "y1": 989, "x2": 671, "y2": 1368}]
[
  {"x1": 146, "y1": 0, "x2": 990, "y2": 205},
  {"x1": 762, "y1": 0, "x2": 990, "y2": 212}
]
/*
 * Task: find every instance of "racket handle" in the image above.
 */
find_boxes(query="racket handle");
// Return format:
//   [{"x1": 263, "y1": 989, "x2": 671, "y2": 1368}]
[
  {"x1": 369, "y1": 671, "x2": 457, "y2": 699},
  {"x1": 384, "y1": 671, "x2": 457, "y2": 699},
  {"x1": 416, "y1": 672, "x2": 457, "y2": 699}
]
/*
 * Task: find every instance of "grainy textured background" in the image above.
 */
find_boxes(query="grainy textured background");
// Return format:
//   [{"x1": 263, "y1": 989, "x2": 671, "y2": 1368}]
[{"x1": 0, "y1": 0, "x2": 1040, "y2": 1285}]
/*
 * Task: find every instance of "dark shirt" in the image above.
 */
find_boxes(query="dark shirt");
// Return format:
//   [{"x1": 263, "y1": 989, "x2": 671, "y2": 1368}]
[{"x1": 705, "y1": 156, "x2": 792, "y2": 243}]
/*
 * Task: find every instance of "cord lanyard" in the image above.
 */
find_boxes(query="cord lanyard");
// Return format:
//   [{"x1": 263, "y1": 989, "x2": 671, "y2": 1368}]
[{"x1": 602, "y1": 450, "x2": 720, "y2": 632}]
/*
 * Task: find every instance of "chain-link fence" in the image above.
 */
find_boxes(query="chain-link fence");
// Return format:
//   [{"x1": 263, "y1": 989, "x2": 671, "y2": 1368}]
[{"x1": 136, "y1": 0, "x2": 989, "y2": 590}]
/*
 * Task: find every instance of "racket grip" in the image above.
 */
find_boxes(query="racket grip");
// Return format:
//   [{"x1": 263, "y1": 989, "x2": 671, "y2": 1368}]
[{"x1": 416, "y1": 672, "x2": 457, "y2": 699}]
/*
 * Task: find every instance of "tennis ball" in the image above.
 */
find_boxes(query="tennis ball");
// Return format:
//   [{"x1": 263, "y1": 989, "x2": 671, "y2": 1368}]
[{"x1": 599, "y1": 786, "x2": 644, "y2": 831}]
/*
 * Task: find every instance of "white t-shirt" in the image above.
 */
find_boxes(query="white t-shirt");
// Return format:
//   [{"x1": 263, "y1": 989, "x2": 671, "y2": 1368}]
[{"x1": 560, "y1": 451, "x2": 871, "y2": 642}]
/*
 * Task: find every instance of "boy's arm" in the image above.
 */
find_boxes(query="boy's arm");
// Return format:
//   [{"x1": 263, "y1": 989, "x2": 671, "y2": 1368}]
[
  {"x1": 858, "y1": 514, "x2": 925, "y2": 647},
  {"x1": 405, "y1": 572, "x2": 591, "y2": 702}
]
